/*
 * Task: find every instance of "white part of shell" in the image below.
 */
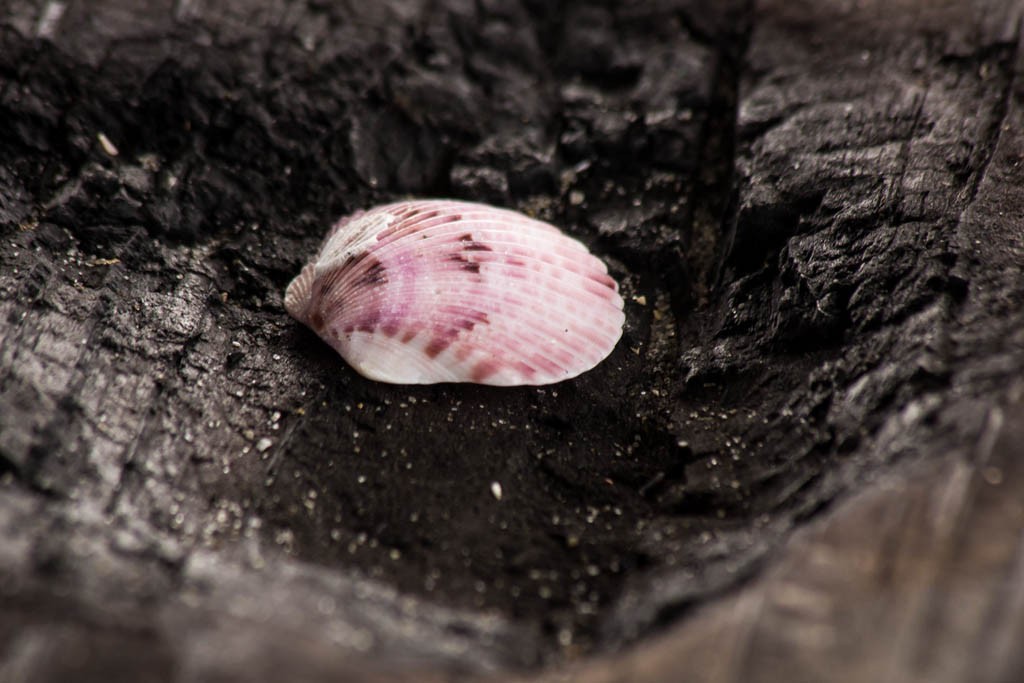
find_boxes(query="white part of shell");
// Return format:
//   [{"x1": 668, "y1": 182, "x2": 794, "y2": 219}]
[{"x1": 284, "y1": 199, "x2": 625, "y2": 386}]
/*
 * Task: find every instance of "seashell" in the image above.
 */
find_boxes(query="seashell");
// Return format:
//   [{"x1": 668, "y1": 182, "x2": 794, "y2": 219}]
[{"x1": 284, "y1": 199, "x2": 624, "y2": 385}]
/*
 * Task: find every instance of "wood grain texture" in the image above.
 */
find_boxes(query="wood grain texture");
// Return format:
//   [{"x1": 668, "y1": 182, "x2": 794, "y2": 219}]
[{"x1": 1, "y1": 0, "x2": 1023, "y2": 681}]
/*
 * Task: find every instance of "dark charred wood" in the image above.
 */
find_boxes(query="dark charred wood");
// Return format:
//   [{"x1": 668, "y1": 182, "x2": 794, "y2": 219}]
[{"x1": 2, "y1": 1, "x2": 1023, "y2": 681}]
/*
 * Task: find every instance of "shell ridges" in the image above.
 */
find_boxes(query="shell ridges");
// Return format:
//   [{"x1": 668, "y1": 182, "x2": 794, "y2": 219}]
[{"x1": 285, "y1": 199, "x2": 625, "y2": 386}]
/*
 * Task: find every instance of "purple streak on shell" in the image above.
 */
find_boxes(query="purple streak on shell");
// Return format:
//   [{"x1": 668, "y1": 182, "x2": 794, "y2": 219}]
[{"x1": 284, "y1": 199, "x2": 625, "y2": 385}]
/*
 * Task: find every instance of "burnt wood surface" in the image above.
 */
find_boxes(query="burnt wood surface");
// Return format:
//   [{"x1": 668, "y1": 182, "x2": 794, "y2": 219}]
[{"x1": 1, "y1": 1, "x2": 1023, "y2": 682}]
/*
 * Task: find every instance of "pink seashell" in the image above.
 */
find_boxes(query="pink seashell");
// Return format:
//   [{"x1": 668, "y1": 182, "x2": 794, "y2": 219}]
[{"x1": 284, "y1": 199, "x2": 624, "y2": 385}]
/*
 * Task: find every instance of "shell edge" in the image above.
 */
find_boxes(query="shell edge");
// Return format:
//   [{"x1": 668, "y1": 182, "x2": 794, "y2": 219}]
[{"x1": 284, "y1": 263, "x2": 316, "y2": 324}]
